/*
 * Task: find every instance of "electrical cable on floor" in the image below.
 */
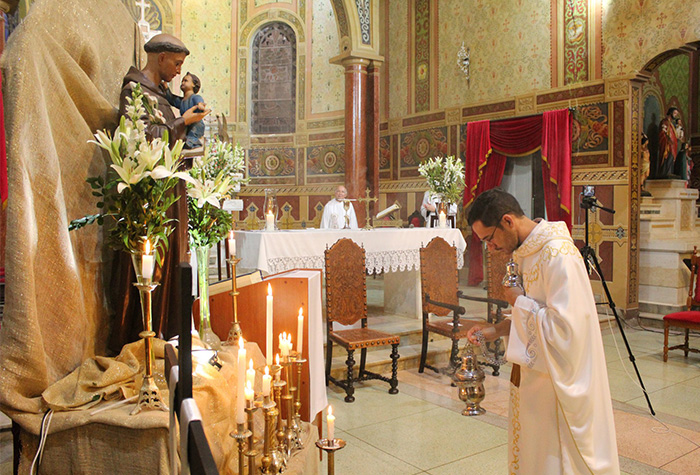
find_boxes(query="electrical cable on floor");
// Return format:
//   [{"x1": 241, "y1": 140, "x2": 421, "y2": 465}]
[
  {"x1": 30, "y1": 408, "x2": 53, "y2": 475},
  {"x1": 590, "y1": 263, "x2": 700, "y2": 450}
]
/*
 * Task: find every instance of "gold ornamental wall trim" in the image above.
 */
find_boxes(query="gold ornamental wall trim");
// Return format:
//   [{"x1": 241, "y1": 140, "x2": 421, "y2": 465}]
[{"x1": 571, "y1": 168, "x2": 629, "y2": 185}]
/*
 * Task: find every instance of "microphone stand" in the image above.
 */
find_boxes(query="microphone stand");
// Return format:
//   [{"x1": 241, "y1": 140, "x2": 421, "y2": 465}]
[{"x1": 579, "y1": 195, "x2": 655, "y2": 415}]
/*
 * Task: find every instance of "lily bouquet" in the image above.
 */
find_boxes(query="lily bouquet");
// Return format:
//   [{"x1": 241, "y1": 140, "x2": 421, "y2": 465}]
[
  {"x1": 187, "y1": 139, "x2": 247, "y2": 248},
  {"x1": 417, "y1": 155, "x2": 466, "y2": 205},
  {"x1": 70, "y1": 83, "x2": 190, "y2": 260}
]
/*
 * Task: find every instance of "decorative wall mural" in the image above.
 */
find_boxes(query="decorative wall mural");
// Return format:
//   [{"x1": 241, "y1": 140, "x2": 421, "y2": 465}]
[
  {"x1": 311, "y1": 0, "x2": 344, "y2": 113},
  {"x1": 564, "y1": 0, "x2": 588, "y2": 84},
  {"x1": 388, "y1": 0, "x2": 409, "y2": 119},
  {"x1": 657, "y1": 53, "x2": 690, "y2": 115},
  {"x1": 414, "y1": 0, "x2": 431, "y2": 113},
  {"x1": 307, "y1": 144, "x2": 345, "y2": 175},
  {"x1": 379, "y1": 137, "x2": 391, "y2": 171},
  {"x1": 356, "y1": 0, "x2": 371, "y2": 45},
  {"x1": 248, "y1": 148, "x2": 296, "y2": 177},
  {"x1": 400, "y1": 127, "x2": 448, "y2": 168},
  {"x1": 572, "y1": 104, "x2": 609, "y2": 153},
  {"x1": 602, "y1": 0, "x2": 700, "y2": 77}
]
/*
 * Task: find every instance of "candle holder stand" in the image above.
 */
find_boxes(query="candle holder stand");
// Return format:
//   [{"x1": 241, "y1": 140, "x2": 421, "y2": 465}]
[
  {"x1": 244, "y1": 404, "x2": 259, "y2": 475},
  {"x1": 131, "y1": 277, "x2": 167, "y2": 415},
  {"x1": 260, "y1": 395, "x2": 277, "y2": 475},
  {"x1": 231, "y1": 422, "x2": 251, "y2": 475},
  {"x1": 225, "y1": 255, "x2": 243, "y2": 345},
  {"x1": 292, "y1": 355, "x2": 307, "y2": 448},
  {"x1": 316, "y1": 438, "x2": 346, "y2": 475},
  {"x1": 282, "y1": 356, "x2": 297, "y2": 458}
]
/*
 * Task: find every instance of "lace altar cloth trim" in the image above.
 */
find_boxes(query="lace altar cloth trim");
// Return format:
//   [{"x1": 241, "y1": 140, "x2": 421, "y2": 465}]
[{"x1": 267, "y1": 249, "x2": 464, "y2": 275}]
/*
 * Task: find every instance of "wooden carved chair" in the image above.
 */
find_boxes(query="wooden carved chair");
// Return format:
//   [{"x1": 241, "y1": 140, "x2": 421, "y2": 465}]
[
  {"x1": 419, "y1": 237, "x2": 508, "y2": 375},
  {"x1": 482, "y1": 247, "x2": 511, "y2": 374},
  {"x1": 663, "y1": 246, "x2": 700, "y2": 362},
  {"x1": 324, "y1": 238, "x2": 400, "y2": 402}
]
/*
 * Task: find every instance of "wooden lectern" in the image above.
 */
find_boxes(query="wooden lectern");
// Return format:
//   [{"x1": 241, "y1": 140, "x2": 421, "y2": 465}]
[{"x1": 193, "y1": 270, "x2": 325, "y2": 424}]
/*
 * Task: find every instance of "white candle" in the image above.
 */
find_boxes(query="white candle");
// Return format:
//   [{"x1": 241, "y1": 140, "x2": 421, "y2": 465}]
[
  {"x1": 327, "y1": 406, "x2": 335, "y2": 442},
  {"x1": 142, "y1": 239, "x2": 155, "y2": 281},
  {"x1": 236, "y1": 338, "x2": 246, "y2": 425},
  {"x1": 245, "y1": 381, "x2": 254, "y2": 407},
  {"x1": 265, "y1": 211, "x2": 275, "y2": 231},
  {"x1": 227, "y1": 231, "x2": 235, "y2": 257},
  {"x1": 280, "y1": 332, "x2": 289, "y2": 358},
  {"x1": 246, "y1": 359, "x2": 255, "y2": 390},
  {"x1": 297, "y1": 307, "x2": 304, "y2": 356},
  {"x1": 266, "y1": 284, "x2": 273, "y2": 366},
  {"x1": 438, "y1": 211, "x2": 447, "y2": 229},
  {"x1": 262, "y1": 366, "x2": 271, "y2": 397}
]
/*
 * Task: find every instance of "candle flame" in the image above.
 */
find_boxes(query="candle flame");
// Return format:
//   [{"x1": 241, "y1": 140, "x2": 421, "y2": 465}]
[
  {"x1": 249, "y1": 359, "x2": 254, "y2": 370},
  {"x1": 299, "y1": 307, "x2": 303, "y2": 317},
  {"x1": 144, "y1": 238, "x2": 151, "y2": 254},
  {"x1": 246, "y1": 381, "x2": 252, "y2": 390},
  {"x1": 238, "y1": 337, "x2": 244, "y2": 349},
  {"x1": 328, "y1": 405, "x2": 333, "y2": 416},
  {"x1": 229, "y1": 230, "x2": 234, "y2": 239},
  {"x1": 267, "y1": 283, "x2": 272, "y2": 296},
  {"x1": 276, "y1": 354, "x2": 280, "y2": 365},
  {"x1": 264, "y1": 365, "x2": 269, "y2": 376}
]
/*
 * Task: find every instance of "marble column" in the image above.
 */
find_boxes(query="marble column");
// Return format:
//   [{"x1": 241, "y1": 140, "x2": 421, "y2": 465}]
[{"x1": 366, "y1": 60, "x2": 382, "y2": 217}]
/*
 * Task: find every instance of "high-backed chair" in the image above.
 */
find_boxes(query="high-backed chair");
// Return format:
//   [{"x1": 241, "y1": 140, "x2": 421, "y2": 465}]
[
  {"x1": 482, "y1": 247, "x2": 511, "y2": 374},
  {"x1": 419, "y1": 237, "x2": 508, "y2": 375},
  {"x1": 325, "y1": 238, "x2": 400, "y2": 402},
  {"x1": 663, "y1": 246, "x2": 700, "y2": 362}
]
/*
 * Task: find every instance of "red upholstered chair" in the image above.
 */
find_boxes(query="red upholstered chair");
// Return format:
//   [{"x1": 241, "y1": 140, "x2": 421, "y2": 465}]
[
  {"x1": 663, "y1": 246, "x2": 700, "y2": 362},
  {"x1": 324, "y1": 238, "x2": 400, "y2": 402}
]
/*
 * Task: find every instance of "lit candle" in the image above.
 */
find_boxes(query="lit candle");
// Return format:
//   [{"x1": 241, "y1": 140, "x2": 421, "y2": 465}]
[
  {"x1": 280, "y1": 332, "x2": 289, "y2": 358},
  {"x1": 438, "y1": 210, "x2": 447, "y2": 229},
  {"x1": 246, "y1": 359, "x2": 255, "y2": 390},
  {"x1": 236, "y1": 338, "x2": 246, "y2": 425},
  {"x1": 297, "y1": 307, "x2": 304, "y2": 356},
  {"x1": 266, "y1": 284, "x2": 273, "y2": 366},
  {"x1": 227, "y1": 230, "x2": 235, "y2": 257},
  {"x1": 245, "y1": 381, "x2": 254, "y2": 407},
  {"x1": 142, "y1": 239, "x2": 155, "y2": 281},
  {"x1": 327, "y1": 405, "x2": 335, "y2": 442},
  {"x1": 262, "y1": 366, "x2": 271, "y2": 397},
  {"x1": 265, "y1": 211, "x2": 275, "y2": 231}
]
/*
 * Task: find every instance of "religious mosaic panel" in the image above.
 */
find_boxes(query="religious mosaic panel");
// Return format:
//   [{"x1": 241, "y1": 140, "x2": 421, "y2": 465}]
[
  {"x1": 400, "y1": 127, "x2": 448, "y2": 169},
  {"x1": 379, "y1": 136, "x2": 392, "y2": 172},
  {"x1": 306, "y1": 144, "x2": 345, "y2": 176},
  {"x1": 248, "y1": 148, "x2": 296, "y2": 177},
  {"x1": 564, "y1": 0, "x2": 589, "y2": 84},
  {"x1": 602, "y1": 1, "x2": 700, "y2": 77}
]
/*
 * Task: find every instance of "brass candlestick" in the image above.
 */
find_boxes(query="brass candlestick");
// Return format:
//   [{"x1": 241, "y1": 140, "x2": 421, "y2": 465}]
[
  {"x1": 316, "y1": 438, "x2": 346, "y2": 475},
  {"x1": 245, "y1": 404, "x2": 259, "y2": 475},
  {"x1": 282, "y1": 356, "x2": 297, "y2": 457},
  {"x1": 260, "y1": 395, "x2": 277, "y2": 475},
  {"x1": 293, "y1": 355, "x2": 307, "y2": 448},
  {"x1": 131, "y1": 276, "x2": 167, "y2": 415},
  {"x1": 357, "y1": 188, "x2": 378, "y2": 230},
  {"x1": 225, "y1": 254, "x2": 243, "y2": 344},
  {"x1": 231, "y1": 422, "x2": 251, "y2": 475}
]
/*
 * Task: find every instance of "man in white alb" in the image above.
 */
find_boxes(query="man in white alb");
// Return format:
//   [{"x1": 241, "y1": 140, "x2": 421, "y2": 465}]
[
  {"x1": 466, "y1": 189, "x2": 619, "y2": 474},
  {"x1": 320, "y1": 185, "x2": 358, "y2": 229}
]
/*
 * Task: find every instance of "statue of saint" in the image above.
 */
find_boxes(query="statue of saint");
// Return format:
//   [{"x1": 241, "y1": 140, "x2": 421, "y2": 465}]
[
  {"x1": 640, "y1": 133, "x2": 651, "y2": 196},
  {"x1": 653, "y1": 107, "x2": 687, "y2": 179},
  {"x1": 118, "y1": 33, "x2": 210, "y2": 146}
]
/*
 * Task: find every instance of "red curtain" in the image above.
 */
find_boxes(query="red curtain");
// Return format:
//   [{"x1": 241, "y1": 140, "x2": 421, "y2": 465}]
[
  {"x1": 462, "y1": 110, "x2": 571, "y2": 285},
  {"x1": 541, "y1": 109, "x2": 572, "y2": 229},
  {"x1": 463, "y1": 120, "x2": 492, "y2": 207}
]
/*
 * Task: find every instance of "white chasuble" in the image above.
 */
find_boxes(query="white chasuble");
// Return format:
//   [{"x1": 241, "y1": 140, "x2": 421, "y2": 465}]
[
  {"x1": 320, "y1": 199, "x2": 358, "y2": 229},
  {"x1": 506, "y1": 221, "x2": 619, "y2": 474}
]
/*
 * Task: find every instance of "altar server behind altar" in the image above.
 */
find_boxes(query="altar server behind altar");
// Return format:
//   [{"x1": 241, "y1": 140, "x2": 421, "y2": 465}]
[
  {"x1": 466, "y1": 189, "x2": 619, "y2": 475},
  {"x1": 320, "y1": 185, "x2": 358, "y2": 229},
  {"x1": 420, "y1": 191, "x2": 457, "y2": 227}
]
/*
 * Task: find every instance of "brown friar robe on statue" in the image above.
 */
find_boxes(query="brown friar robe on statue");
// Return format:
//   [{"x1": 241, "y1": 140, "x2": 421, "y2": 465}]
[{"x1": 109, "y1": 66, "x2": 190, "y2": 353}]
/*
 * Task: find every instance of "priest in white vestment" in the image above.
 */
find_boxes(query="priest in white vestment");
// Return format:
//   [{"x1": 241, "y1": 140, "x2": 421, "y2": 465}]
[
  {"x1": 466, "y1": 189, "x2": 619, "y2": 475},
  {"x1": 320, "y1": 185, "x2": 358, "y2": 229}
]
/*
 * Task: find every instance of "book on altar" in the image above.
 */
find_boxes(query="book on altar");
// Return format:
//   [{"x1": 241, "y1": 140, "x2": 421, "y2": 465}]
[{"x1": 209, "y1": 270, "x2": 263, "y2": 296}]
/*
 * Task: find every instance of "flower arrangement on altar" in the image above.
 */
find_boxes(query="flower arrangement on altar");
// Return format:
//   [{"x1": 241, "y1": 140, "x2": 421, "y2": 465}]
[
  {"x1": 69, "y1": 83, "x2": 190, "y2": 260},
  {"x1": 417, "y1": 155, "x2": 466, "y2": 205}
]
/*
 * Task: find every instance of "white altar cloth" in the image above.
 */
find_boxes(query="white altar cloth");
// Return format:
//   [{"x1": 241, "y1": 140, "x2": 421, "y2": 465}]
[{"x1": 236, "y1": 228, "x2": 466, "y2": 275}]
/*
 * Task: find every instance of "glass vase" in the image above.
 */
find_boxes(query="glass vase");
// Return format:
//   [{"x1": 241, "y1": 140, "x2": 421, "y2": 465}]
[{"x1": 196, "y1": 245, "x2": 221, "y2": 350}]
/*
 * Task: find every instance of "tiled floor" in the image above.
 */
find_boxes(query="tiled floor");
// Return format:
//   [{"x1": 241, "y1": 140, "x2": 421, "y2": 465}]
[{"x1": 321, "y1": 322, "x2": 700, "y2": 474}]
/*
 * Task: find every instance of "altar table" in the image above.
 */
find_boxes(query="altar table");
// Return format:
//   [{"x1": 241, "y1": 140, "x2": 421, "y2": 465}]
[{"x1": 236, "y1": 228, "x2": 467, "y2": 318}]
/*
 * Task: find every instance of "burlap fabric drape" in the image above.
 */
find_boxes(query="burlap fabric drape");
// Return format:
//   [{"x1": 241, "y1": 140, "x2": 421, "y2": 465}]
[{"x1": 0, "y1": 0, "x2": 144, "y2": 427}]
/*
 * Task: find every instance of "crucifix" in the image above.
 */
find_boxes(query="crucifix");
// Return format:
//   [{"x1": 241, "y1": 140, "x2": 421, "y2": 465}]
[
  {"x1": 135, "y1": 0, "x2": 150, "y2": 23},
  {"x1": 357, "y1": 188, "x2": 378, "y2": 230}
]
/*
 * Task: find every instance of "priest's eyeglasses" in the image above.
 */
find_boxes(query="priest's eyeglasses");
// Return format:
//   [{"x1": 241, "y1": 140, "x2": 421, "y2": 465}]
[{"x1": 481, "y1": 225, "x2": 499, "y2": 243}]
